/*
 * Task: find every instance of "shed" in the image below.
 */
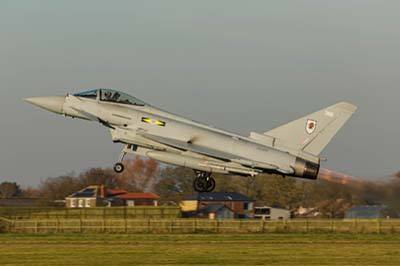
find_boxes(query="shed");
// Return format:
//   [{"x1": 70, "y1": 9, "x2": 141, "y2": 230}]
[
  {"x1": 254, "y1": 206, "x2": 291, "y2": 220},
  {"x1": 111, "y1": 193, "x2": 160, "y2": 207},
  {"x1": 180, "y1": 192, "x2": 254, "y2": 219},
  {"x1": 199, "y1": 204, "x2": 234, "y2": 219}
]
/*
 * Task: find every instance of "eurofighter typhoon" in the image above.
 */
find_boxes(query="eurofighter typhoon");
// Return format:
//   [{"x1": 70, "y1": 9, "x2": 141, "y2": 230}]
[{"x1": 24, "y1": 89, "x2": 357, "y2": 192}]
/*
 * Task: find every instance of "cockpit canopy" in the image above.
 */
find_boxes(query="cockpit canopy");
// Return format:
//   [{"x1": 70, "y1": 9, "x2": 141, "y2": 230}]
[{"x1": 74, "y1": 89, "x2": 146, "y2": 106}]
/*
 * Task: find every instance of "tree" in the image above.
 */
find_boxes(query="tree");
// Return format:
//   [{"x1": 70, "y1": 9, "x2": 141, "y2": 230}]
[
  {"x1": 116, "y1": 157, "x2": 159, "y2": 192},
  {"x1": 0, "y1": 182, "x2": 22, "y2": 198},
  {"x1": 79, "y1": 167, "x2": 118, "y2": 189},
  {"x1": 39, "y1": 175, "x2": 81, "y2": 201},
  {"x1": 154, "y1": 166, "x2": 195, "y2": 204}
]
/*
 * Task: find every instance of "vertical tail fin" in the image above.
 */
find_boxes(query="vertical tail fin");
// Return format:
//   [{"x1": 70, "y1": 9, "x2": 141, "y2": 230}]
[{"x1": 263, "y1": 102, "x2": 357, "y2": 156}]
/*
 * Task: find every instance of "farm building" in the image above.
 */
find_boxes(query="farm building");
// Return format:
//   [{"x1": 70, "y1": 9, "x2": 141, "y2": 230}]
[
  {"x1": 254, "y1": 206, "x2": 291, "y2": 220},
  {"x1": 180, "y1": 192, "x2": 254, "y2": 219},
  {"x1": 345, "y1": 205, "x2": 399, "y2": 219},
  {"x1": 66, "y1": 185, "x2": 160, "y2": 208},
  {"x1": 198, "y1": 204, "x2": 234, "y2": 219},
  {"x1": 108, "y1": 193, "x2": 160, "y2": 207}
]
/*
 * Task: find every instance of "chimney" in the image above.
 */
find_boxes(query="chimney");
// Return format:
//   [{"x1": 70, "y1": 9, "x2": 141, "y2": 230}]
[{"x1": 100, "y1": 185, "x2": 106, "y2": 198}]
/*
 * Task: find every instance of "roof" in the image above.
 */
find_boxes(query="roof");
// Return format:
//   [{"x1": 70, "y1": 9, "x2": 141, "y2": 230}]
[
  {"x1": 200, "y1": 204, "x2": 233, "y2": 214},
  {"x1": 107, "y1": 189, "x2": 128, "y2": 196},
  {"x1": 114, "y1": 193, "x2": 160, "y2": 200},
  {"x1": 184, "y1": 192, "x2": 253, "y2": 202},
  {"x1": 67, "y1": 186, "x2": 99, "y2": 198}
]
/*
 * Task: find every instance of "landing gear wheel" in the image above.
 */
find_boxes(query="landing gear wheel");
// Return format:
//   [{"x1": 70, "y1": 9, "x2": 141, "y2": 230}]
[
  {"x1": 205, "y1": 177, "x2": 216, "y2": 192},
  {"x1": 193, "y1": 176, "x2": 216, "y2": 193},
  {"x1": 193, "y1": 177, "x2": 207, "y2": 192},
  {"x1": 114, "y1": 163, "x2": 125, "y2": 173}
]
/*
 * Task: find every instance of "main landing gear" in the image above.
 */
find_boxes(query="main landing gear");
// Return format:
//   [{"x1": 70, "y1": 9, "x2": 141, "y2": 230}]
[{"x1": 193, "y1": 171, "x2": 216, "y2": 193}]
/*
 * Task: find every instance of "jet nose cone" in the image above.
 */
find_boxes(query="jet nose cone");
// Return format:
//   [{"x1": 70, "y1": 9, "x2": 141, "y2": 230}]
[{"x1": 24, "y1": 96, "x2": 65, "y2": 114}]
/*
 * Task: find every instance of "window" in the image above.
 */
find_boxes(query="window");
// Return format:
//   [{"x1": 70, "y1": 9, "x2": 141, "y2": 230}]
[
  {"x1": 127, "y1": 200, "x2": 135, "y2": 207},
  {"x1": 78, "y1": 199, "x2": 84, "y2": 208},
  {"x1": 70, "y1": 199, "x2": 77, "y2": 208},
  {"x1": 255, "y1": 208, "x2": 271, "y2": 215},
  {"x1": 74, "y1": 90, "x2": 98, "y2": 99},
  {"x1": 85, "y1": 199, "x2": 92, "y2": 208},
  {"x1": 100, "y1": 89, "x2": 146, "y2": 106}
]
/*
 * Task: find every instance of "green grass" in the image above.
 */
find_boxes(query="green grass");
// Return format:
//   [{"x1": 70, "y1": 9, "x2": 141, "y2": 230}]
[{"x1": 0, "y1": 234, "x2": 399, "y2": 266}]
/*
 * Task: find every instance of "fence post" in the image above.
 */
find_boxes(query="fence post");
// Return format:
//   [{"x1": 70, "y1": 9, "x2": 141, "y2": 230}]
[
  {"x1": 34, "y1": 221, "x2": 38, "y2": 234},
  {"x1": 377, "y1": 219, "x2": 381, "y2": 234},
  {"x1": 261, "y1": 219, "x2": 266, "y2": 233},
  {"x1": 101, "y1": 215, "x2": 105, "y2": 233},
  {"x1": 147, "y1": 218, "x2": 151, "y2": 233},
  {"x1": 169, "y1": 220, "x2": 173, "y2": 234},
  {"x1": 125, "y1": 216, "x2": 128, "y2": 233},
  {"x1": 354, "y1": 219, "x2": 358, "y2": 233},
  {"x1": 215, "y1": 220, "x2": 219, "y2": 233}
]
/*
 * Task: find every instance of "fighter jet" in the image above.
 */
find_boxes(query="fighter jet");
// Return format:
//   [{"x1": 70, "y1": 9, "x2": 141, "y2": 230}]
[{"x1": 24, "y1": 89, "x2": 357, "y2": 192}]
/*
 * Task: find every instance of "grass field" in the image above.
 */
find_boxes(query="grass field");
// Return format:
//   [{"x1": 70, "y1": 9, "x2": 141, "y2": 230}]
[{"x1": 0, "y1": 234, "x2": 399, "y2": 266}]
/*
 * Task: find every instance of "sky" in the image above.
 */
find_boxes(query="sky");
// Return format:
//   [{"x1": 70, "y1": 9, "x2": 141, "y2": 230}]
[{"x1": 0, "y1": 1, "x2": 399, "y2": 186}]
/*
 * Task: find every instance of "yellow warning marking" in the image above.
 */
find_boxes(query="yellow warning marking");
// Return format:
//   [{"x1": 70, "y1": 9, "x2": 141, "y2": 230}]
[{"x1": 142, "y1": 117, "x2": 166, "y2": 127}]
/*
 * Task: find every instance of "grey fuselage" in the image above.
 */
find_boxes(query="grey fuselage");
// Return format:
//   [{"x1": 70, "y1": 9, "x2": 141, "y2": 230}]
[
  {"x1": 62, "y1": 93, "x2": 315, "y2": 178},
  {"x1": 25, "y1": 89, "x2": 328, "y2": 180}
]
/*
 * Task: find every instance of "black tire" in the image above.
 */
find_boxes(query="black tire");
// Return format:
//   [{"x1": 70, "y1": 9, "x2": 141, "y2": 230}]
[
  {"x1": 206, "y1": 178, "x2": 216, "y2": 192},
  {"x1": 114, "y1": 163, "x2": 125, "y2": 173},
  {"x1": 193, "y1": 178, "x2": 207, "y2": 192}
]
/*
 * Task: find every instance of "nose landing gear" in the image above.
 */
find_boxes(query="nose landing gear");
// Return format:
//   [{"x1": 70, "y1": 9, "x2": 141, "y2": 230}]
[
  {"x1": 193, "y1": 171, "x2": 216, "y2": 193},
  {"x1": 113, "y1": 150, "x2": 127, "y2": 174}
]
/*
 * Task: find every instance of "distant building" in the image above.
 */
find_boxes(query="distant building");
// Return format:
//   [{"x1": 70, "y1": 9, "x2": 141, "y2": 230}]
[
  {"x1": 254, "y1": 206, "x2": 291, "y2": 220},
  {"x1": 345, "y1": 205, "x2": 398, "y2": 219},
  {"x1": 180, "y1": 192, "x2": 254, "y2": 219},
  {"x1": 65, "y1": 185, "x2": 104, "y2": 208},
  {"x1": 109, "y1": 193, "x2": 160, "y2": 207},
  {"x1": 198, "y1": 204, "x2": 234, "y2": 220},
  {"x1": 66, "y1": 185, "x2": 160, "y2": 208}
]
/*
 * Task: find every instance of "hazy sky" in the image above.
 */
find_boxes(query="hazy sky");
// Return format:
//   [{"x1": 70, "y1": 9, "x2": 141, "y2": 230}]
[{"x1": 1, "y1": 1, "x2": 399, "y2": 186}]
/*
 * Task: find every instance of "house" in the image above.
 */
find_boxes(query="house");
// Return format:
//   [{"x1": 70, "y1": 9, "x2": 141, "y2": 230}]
[
  {"x1": 198, "y1": 204, "x2": 234, "y2": 219},
  {"x1": 66, "y1": 185, "x2": 160, "y2": 208},
  {"x1": 109, "y1": 193, "x2": 160, "y2": 207},
  {"x1": 180, "y1": 192, "x2": 254, "y2": 219},
  {"x1": 345, "y1": 205, "x2": 398, "y2": 219},
  {"x1": 65, "y1": 185, "x2": 104, "y2": 208},
  {"x1": 254, "y1": 206, "x2": 291, "y2": 220}
]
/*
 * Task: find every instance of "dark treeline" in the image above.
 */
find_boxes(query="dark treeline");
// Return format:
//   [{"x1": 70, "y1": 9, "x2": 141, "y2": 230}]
[{"x1": 1, "y1": 157, "x2": 399, "y2": 218}]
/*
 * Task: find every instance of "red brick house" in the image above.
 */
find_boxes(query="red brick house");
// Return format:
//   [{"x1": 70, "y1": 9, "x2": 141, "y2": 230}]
[{"x1": 66, "y1": 185, "x2": 160, "y2": 208}]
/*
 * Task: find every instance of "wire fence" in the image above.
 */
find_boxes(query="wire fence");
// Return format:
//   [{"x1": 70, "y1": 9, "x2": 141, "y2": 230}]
[
  {"x1": 0, "y1": 206, "x2": 181, "y2": 220},
  {"x1": 2, "y1": 217, "x2": 400, "y2": 234}
]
